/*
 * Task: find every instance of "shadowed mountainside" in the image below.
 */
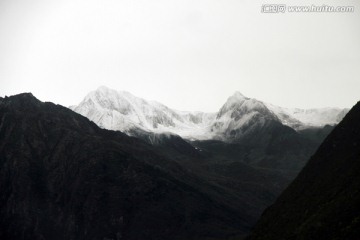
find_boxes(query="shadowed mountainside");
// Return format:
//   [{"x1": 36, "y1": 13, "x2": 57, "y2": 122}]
[
  {"x1": 0, "y1": 93, "x2": 343, "y2": 240},
  {"x1": 0, "y1": 93, "x2": 255, "y2": 240},
  {"x1": 246, "y1": 101, "x2": 360, "y2": 240}
]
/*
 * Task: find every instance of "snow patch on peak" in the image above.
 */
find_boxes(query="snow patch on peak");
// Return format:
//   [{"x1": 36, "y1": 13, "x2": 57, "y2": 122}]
[
  {"x1": 96, "y1": 85, "x2": 110, "y2": 92},
  {"x1": 265, "y1": 103, "x2": 349, "y2": 130},
  {"x1": 70, "y1": 86, "x2": 348, "y2": 141},
  {"x1": 232, "y1": 91, "x2": 246, "y2": 99},
  {"x1": 218, "y1": 93, "x2": 275, "y2": 121},
  {"x1": 225, "y1": 91, "x2": 248, "y2": 104},
  {"x1": 71, "y1": 86, "x2": 217, "y2": 140}
]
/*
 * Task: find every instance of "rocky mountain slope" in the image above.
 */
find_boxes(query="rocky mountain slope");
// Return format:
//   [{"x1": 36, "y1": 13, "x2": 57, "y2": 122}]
[
  {"x1": 246, "y1": 101, "x2": 360, "y2": 240},
  {"x1": 0, "y1": 93, "x2": 290, "y2": 240},
  {"x1": 70, "y1": 86, "x2": 344, "y2": 179}
]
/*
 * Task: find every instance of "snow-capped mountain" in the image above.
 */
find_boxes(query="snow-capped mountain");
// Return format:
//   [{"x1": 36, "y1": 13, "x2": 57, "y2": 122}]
[
  {"x1": 209, "y1": 92, "x2": 280, "y2": 139},
  {"x1": 70, "y1": 86, "x2": 349, "y2": 141},
  {"x1": 265, "y1": 104, "x2": 349, "y2": 130},
  {"x1": 70, "y1": 86, "x2": 215, "y2": 139}
]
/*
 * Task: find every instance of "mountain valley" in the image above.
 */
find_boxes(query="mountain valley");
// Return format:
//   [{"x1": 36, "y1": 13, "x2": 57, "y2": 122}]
[
  {"x1": 246, "y1": 101, "x2": 360, "y2": 240},
  {"x1": 0, "y1": 89, "x2": 352, "y2": 240}
]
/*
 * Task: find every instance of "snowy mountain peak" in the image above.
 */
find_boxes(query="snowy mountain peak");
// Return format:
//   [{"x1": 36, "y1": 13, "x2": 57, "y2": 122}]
[
  {"x1": 90, "y1": 86, "x2": 136, "y2": 102},
  {"x1": 218, "y1": 92, "x2": 246, "y2": 114},
  {"x1": 96, "y1": 85, "x2": 111, "y2": 92},
  {"x1": 265, "y1": 103, "x2": 350, "y2": 130},
  {"x1": 218, "y1": 92, "x2": 272, "y2": 120},
  {"x1": 224, "y1": 91, "x2": 248, "y2": 105},
  {"x1": 71, "y1": 86, "x2": 216, "y2": 139},
  {"x1": 93, "y1": 85, "x2": 123, "y2": 98},
  {"x1": 211, "y1": 93, "x2": 280, "y2": 139},
  {"x1": 231, "y1": 91, "x2": 246, "y2": 99},
  {"x1": 70, "y1": 86, "x2": 349, "y2": 141}
]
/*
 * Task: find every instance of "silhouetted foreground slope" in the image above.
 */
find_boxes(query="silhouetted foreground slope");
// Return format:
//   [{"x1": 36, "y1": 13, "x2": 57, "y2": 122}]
[
  {"x1": 0, "y1": 93, "x2": 253, "y2": 240},
  {"x1": 247, "y1": 101, "x2": 360, "y2": 240}
]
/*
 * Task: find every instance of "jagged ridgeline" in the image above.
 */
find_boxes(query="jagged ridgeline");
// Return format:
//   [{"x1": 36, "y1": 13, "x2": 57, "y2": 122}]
[
  {"x1": 0, "y1": 93, "x2": 275, "y2": 240},
  {"x1": 0, "y1": 92, "x2": 352, "y2": 240},
  {"x1": 71, "y1": 86, "x2": 348, "y2": 175},
  {"x1": 71, "y1": 86, "x2": 348, "y2": 141},
  {"x1": 247, "y1": 101, "x2": 360, "y2": 240}
]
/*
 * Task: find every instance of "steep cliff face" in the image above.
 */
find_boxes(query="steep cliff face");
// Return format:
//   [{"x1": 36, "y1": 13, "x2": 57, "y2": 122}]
[
  {"x1": 0, "y1": 93, "x2": 254, "y2": 240},
  {"x1": 247, "y1": 101, "x2": 360, "y2": 240}
]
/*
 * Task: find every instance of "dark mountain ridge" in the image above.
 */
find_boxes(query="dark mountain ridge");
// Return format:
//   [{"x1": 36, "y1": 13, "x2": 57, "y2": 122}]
[
  {"x1": 0, "y1": 93, "x2": 253, "y2": 240},
  {"x1": 0, "y1": 93, "x2": 343, "y2": 240},
  {"x1": 246, "y1": 101, "x2": 360, "y2": 240},
  {"x1": 71, "y1": 87, "x2": 339, "y2": 181}
]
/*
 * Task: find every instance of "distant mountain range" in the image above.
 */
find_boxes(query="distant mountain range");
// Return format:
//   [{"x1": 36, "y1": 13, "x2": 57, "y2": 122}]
[
  {"x1": 0, "y1": 93, "x2": 259, "y2": 239},
  {"x1": 70, "y1": 86, "x2": 348, "y2": 175},
  {"x1": 0, "y1": 90, "x2": 354, "y2": 240},
  {"x1": 246, "y1": 101, "x2": 360, "y2": 240},
  {"x1": 70, "y1": 86, "x2": 348, "y2": 141}
]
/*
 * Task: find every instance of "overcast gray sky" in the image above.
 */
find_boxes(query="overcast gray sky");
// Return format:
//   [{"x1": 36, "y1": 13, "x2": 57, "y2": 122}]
[{"x1": 0, "y1": 0, "x2": 359, "y2": 112}]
